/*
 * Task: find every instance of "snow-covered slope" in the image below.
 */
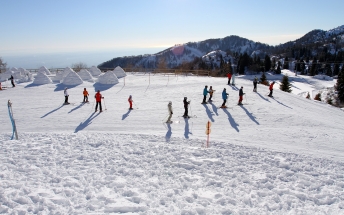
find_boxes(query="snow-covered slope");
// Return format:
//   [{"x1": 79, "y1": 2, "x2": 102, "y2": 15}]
[{"x1": 0, "y1": 74, "x2": 343, "y2": 214}]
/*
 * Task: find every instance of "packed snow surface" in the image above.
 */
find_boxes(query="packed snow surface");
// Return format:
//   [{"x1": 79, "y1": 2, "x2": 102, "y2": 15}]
[
  {"x1": 97, "y1": 71, "x2": 119, "y2": 84},
  {"x1": 0, "y1": 72, "x2": 343, "y2": 214}
]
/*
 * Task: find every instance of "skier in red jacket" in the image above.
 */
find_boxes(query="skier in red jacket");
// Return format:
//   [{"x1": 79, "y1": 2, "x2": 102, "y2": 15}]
[
  {"x1": 227, "y1": 72, "x2": 232, "y2": 85},
  {"x1": 128, "y1": 95, "x2": 133, "y2": 110},
  {"x1": 95, "y1": 90, "x2": 104, "y2": 112},
  {"x1": 268, "y1": 81, "x2": 275, "y2": 97}
]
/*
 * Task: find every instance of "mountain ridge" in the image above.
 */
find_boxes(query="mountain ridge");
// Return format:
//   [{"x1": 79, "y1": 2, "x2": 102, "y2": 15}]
[{"x1": 98, "y1": 25, "x2": 344, "y2": 70}]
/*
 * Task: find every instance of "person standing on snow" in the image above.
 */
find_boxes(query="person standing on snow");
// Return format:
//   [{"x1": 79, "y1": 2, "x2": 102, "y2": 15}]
[
  {"x1": 202, "y1": 85, "x2": 209, "y2": 104},
  {"x1": 9, "y1": 75, "x2": 15, "y2": 87},
  {"x1": 231, "y1": 72, "x2": 236, "y2": 85},
  {"x1": 183, "y1": 97, "x2": 190, "y2": 118},
  {"x1": 208, "y1": 86, "x2": 215, "y2": 102},
  {"x1": 64, "y1": 87, "x2": 69, "y2": 104},
  {"x1": 221, "y1": 88, "x2": 229, "y2": 108},
  {"x1": 238, "y1": 86, "x2": 245, "y2": 105},
  {"x1": 95, "y1": 90, "x2": 104, "y2": 112},
  {"x1": 252, "y1": 77, "x2": 257, "y2": 92},
  {"x1": 268, "y1": 81, "x2": 275, "y2": 97},
  {"x1": 166, "y1": 101, "x2": 173, "y2": 123},
  {"x1": 128, "y1": 95, "x2": 133, "y2": 110},
  {"x1": 83, "y1": 88, "x2": 89, "y2": 103},
  {"x1": 227, "y1": 72, "x2": 232, "y2": 85}
]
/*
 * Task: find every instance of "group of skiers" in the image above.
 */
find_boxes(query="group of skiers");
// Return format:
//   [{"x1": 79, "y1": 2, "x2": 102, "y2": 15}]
[
  {"x1": 63, "y1": 87, "x2": 134, "y2": 113},
  {"x1": 61, "y1": 74, "x2": 276, "y2": 121}
]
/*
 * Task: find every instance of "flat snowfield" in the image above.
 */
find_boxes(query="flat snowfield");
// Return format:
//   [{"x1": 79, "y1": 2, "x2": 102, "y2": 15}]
[{"x1": 0, "y1": 73, "x2": 343, "y2": 214}]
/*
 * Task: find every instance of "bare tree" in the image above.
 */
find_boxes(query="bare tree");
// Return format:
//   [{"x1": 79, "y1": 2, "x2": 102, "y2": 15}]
[
  {"x1": 0, "y1": 57, "x2": 7, "y2": 73},
  {"x1": 71, "y1": 62, "x2": 88, "y2": 72}
]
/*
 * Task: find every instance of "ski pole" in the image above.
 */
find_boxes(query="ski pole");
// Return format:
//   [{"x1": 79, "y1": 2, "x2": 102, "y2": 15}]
[
  {"x1": 133, "y1": 101, "x2": 138, "y2": 109},
  {"x1": 245, "y1": 94, "x2": 247, "y2": 103},
  {"x1": 162, "y1": 114, "x2": 169, "y2": 122},
  {"x1": 103, "y1": 98, "x2": 107, "y2": 110}
]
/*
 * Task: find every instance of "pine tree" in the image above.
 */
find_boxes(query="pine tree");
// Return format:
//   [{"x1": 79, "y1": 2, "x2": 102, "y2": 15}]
[
  {"x1": 260, "y1": 72, "x2": 268, "y2": 85},
  {"x1": 335, "y1": 69, "x2": 344, "y2": 103},
  {"x1": 280, "y1": 75, "x2": 292, "y2": 93},
  {"x1": 325, "y1": 64, "x2": 332, "y2": 77},
  {"x1": 310, "y1": 58, "x2": 317, "y2": 76},
  {"x1": 333, "y1": 64, "x2": 340, "y2": 77},
  {"x1": 283, "y1": 57, "x2": 289, "y2": 69},
  {"x1": 264, "y1": 55, "x2": 271, "y2": 72}
]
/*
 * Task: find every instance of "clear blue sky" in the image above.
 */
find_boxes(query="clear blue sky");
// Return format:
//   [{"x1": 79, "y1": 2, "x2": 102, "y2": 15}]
[{"x1": 1, "y1": 0, "x2": 343, "y2": 56}]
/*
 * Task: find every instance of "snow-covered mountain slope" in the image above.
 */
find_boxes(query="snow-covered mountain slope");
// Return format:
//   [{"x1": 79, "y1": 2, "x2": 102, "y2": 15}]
[
  {"x1": 99, "y1": 25, "x2": 344, "y2": 70},
  {"x1": 0, "y1": 73, "x2": 343, "y2": 214}
]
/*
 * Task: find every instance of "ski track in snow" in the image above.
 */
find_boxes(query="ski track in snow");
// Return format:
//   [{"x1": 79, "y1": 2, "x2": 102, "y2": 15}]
[{"x1": 0, "y1": 133, "x2": 343, "y2": 214}]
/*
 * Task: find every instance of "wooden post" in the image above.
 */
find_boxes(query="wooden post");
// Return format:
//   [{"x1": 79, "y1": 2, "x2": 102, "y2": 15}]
[{"x1": 205, "y1": 121, "x2": 211, "y2": 148}]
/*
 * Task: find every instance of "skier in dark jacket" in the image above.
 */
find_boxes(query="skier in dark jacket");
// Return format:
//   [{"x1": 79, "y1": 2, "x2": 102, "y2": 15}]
[
  {"x1": 253, "y1": 77, "x2": 258, "y2": 92},
  {"x1": 64, "y1": 87, "x2": 69, "y2": 104},
  {"x1": 221, "y1": 88, "x2": 229, "y2": 108},
  {"x1": 183, "y1": 97, "x2": 190, "y2": 118},
  {"x1": 238, "y1": 86, "x2": 245, "y2": 105},
  {"x1": 202, "y1": 85, "x2": 209, "y2": 104},
  {"x1": 8, "y1": 75, "x2": 15, "y2": 87}
]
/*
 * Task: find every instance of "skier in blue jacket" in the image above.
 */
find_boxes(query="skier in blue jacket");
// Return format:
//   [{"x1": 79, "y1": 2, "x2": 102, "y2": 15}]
[
  {"x1": 221, "y1": 88, "x2": 229, "y2": 108},
  {"x1": 202, "y1": 85, "x2": 209, "y2": 104}
]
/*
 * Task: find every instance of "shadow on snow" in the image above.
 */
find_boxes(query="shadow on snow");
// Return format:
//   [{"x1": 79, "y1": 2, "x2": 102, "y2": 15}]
[
  {"x1": 221, "y1": 108, "x2": 239, "y2": 132},
  {"x1": 93, "y1": 82, "x2": 116, "y2": 92},
  {"x1": 74, "y1": 112, "x2": 101, "y2": 133},
  {"x1": 68, "y1": 103, "x2": 84, "y2": 113},
  {"x1": 54, "y1": 83, "x2": 80, "y2": 92},
  {"x1": 41, "y1": 105, "x2": 64, "y2": 118},
  {"x1": 202, "y1": 103, "x2": 215, "y2": 122},
  {"x1": 239, "y1": 105, "x2": 260, "y2": 125},
  {"x1": 122, "y1": 109, "x2": 131, "y2": 120}
]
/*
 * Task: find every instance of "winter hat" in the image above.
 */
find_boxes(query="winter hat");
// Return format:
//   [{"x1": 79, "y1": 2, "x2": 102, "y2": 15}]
[
  {"x1": 184, "y1": 97, "x2": 187, "y2": 100},
  {"x1": 205, "y1": 85, "x2": 208, "y2": 87},
  {"x1": 241, "y1": 86, "x2": 243, "y2": 88},
  {"x1": 169, "y1": 101, "x2": 172, "y2": 104},
  {"x1": 224, "y1": 88, "x2": 226, "y2": 90},
  {"x1": 129, "y1": 95, "x2": 132, "y2": 98}
]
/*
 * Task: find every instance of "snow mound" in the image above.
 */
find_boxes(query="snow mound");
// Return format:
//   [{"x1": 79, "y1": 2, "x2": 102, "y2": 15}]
[
  {"x1": 61, "y1": 71, "x2": 83, "y2": 85},
  {"x1": 89, "y1": 66, "x2": 102, "y2": 77},
  {"x1": 38, "y1": 66, "x2": 51, "y2": 75},
  {"x1": 33, "y1": 72, "x2": 52, "y2": 85},
  {"x1": 55, "y1": 67, "x2": 75, "y2": 81},
  {"x1": 313, "y1": 74, "x2": 333, "y2": 81},
  {"x1": 11, "y1": 68, "x2": 34, "y2": 83},
  {"x1": 97, "y1": 71, "x2": 119, "y2": 84},
  {"x1": 78, "y1": 69, "x2": 94, "y2": 82},
  {"x1": 113, "y1": 66, "x2": 127, "y2": 78}
]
